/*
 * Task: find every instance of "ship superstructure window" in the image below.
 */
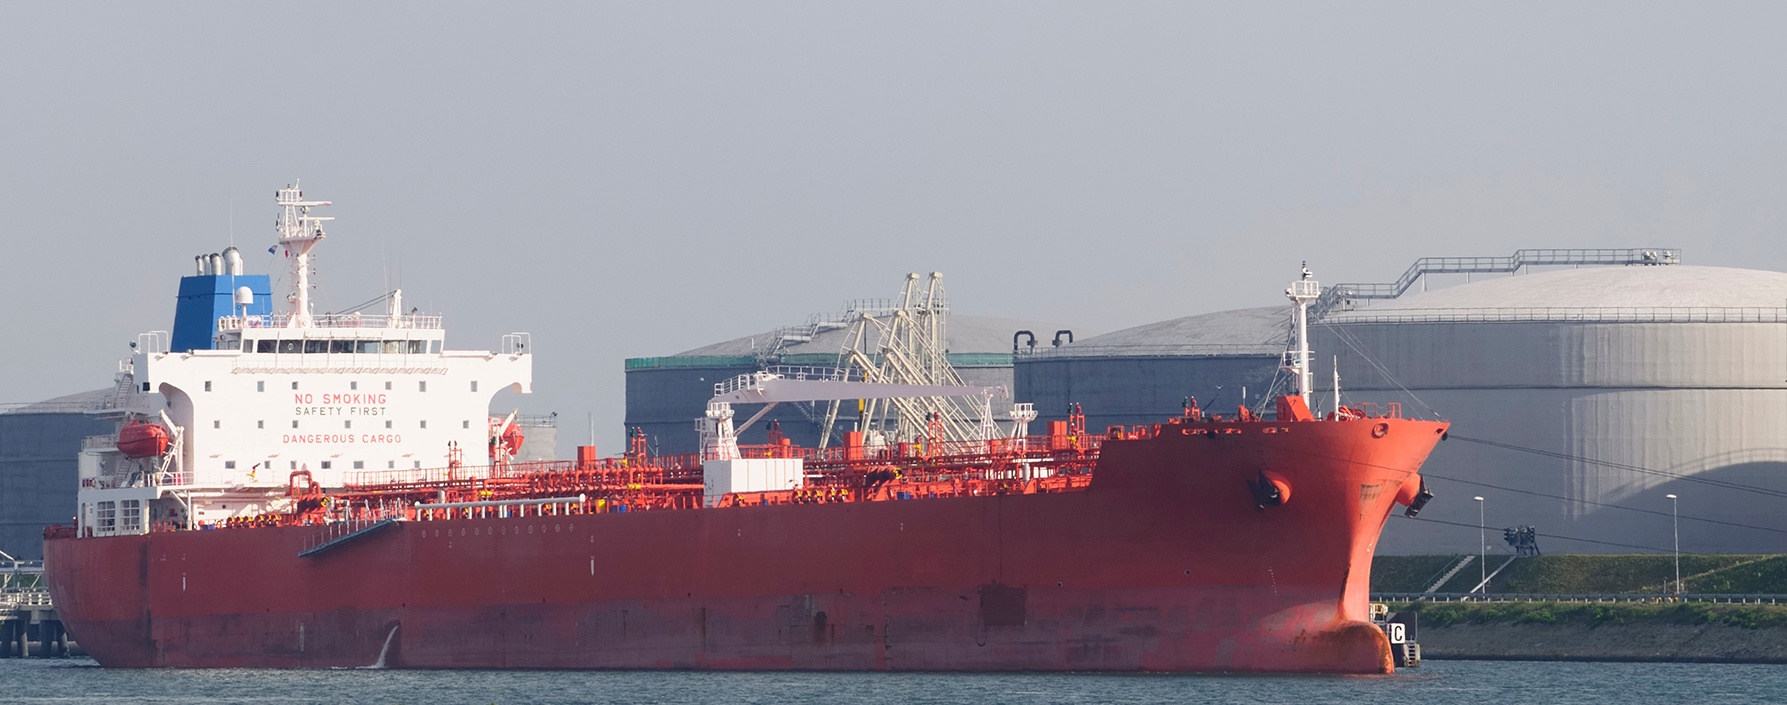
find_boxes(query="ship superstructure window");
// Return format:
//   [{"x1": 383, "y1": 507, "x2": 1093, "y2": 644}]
[
  {"x1": 257, "y1": 420, "x2": 264, "y2": 429},
  {"x1": 292, "y1": 381, "x2": 299, "y2": 390},
  {"x1": 305, "y1": 340, "x2": 327, "y2": 354},
  {"x1": 387, "y1": 461, "x2": 395, "y2": 469},
  {"x1": 204, "y1": 381, "x2": 212, "y2": 392},
  {"x1": 119, "y1": 500, "x2": 141, "y2": 528},
  {"x1": 462, "y1": 420, "x2": 470, "y2": 429},
  {"x1": 470, "y1": 381, "x2": 478, "y2": 392},
  {"x1": 353, "y1": 461, "x2": 364, "y2": 469},
  {"x1": 292, "y1": 420, "x2": 299, "y2": 428},
  {"x1": 419, "y1": 381, "x2": 427, "y2": 392},
  {"x1": 344, "y1": 420, "x2": 352, "y2": 429},
  {"x1": 430, "y1": 340, "x2": 441, "y2": 353},
  {"x1": 384, "y1": 421, "x2": 392, "y2": 429},
  {"x1": 358, "y1": 341, "x2": 381, "y2": 354},
  {"x1": 257, "y1": 381, "x2": 265, "y2": 392},
  {"x1": 350, "y1": 381, "x2": 358, "y2": 390},
  {"x1": 409, "y1": 341, "x2": 426, "y2": 353},
  {"x1": 120, "y1": 500, "x2": 141, "y2": 532},
  {"x1": 321, "y1": 461, "x2": 332, "y2": 470},
  {"x1": 278, "y1": 340, "x2": 300, "y2": 353},
  {"x1": 213, "y1": 420, "x2": 220, "y2": 429},
  {"x1": 385, "y1": 381, "x2": 393, "y2": 390},
  {"x1": 96, "y1": 501, "x2": 116, "y2": 532},
  {"x1": 420, "y1": 420, "x2": 428, "y2": 429},
  {"x1": 224, "y1": 461, "x2": 236, "y2": 469},
  {"x1": 331, "y1": 340, "x2": 354, "y2": 354}
]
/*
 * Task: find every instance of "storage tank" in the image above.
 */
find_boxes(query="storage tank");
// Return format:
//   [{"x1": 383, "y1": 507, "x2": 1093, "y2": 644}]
[
  {"x1": 1319, "y1": 264, "x2": 1787, "y2": 554},
  {"x1": 1014, "y1": 306, "x2": 1287, "y2": 434}
]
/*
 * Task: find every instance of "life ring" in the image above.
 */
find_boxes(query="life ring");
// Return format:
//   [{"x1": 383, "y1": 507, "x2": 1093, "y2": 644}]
[{"x1": 1371, "y1": 423, "x2": 1390, "y2": 438}]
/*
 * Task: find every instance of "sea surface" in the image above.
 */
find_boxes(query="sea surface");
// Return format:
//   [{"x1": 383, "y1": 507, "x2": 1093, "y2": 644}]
[{"x1": 2, "y1": 658, "x2": 1780, "y2": 705}]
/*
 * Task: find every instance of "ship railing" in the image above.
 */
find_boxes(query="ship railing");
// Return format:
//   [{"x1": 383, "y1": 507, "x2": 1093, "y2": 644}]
[
  {"x1": 301, "y1": 498, "x2": 411, "y2": 553},
  {"x1": 135, "y1": 331, "x2": 169, "y2": 354},
  {"x1": 413, "y1": 495, "x2": 589, "y2": 521},
  {"x1": 82, "y1": 434, "x2": 120, "y2": 451},
  {"x1": 1346, "y1": 402, "x2": 1403, "y2": 419},
  {"x1": 221, "y1": 312, "x2": 445, "y2": 330},
  {"x1": 80, "y1": 470, "x2": 190, "y2": 491},
  {"x1": 342, "y1": 458, "x2": 706, "y2": 490}
]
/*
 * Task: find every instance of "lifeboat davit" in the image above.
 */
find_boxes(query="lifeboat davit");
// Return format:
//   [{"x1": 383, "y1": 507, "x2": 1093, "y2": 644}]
[{"x1": 117, "y1": 420, "x2": 170, "y2": 458}]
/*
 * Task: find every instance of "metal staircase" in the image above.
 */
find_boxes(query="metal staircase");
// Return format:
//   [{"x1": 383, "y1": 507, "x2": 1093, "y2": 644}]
[{"x1": 1424, "y1": 555, "x2": 1476, "y2": 593}]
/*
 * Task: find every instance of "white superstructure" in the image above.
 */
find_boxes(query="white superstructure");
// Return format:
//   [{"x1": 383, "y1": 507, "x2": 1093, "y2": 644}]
[{"x1": 76, "y1": 185, "x2": 531, "y2": 536}]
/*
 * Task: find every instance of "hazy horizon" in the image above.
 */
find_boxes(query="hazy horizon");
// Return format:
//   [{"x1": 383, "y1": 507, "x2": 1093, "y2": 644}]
[{"x1": 5, "y1": 2, "x2": 1786, "y2": 451}]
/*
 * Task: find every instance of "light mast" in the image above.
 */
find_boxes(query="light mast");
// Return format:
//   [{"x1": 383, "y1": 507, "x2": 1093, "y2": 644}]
[
  {"x1": 1285, "y1": 263, "x2": 1320, "y2": 406},
  {"x1": 276, "y1": 183, "x2": 333, "y2": 328}
]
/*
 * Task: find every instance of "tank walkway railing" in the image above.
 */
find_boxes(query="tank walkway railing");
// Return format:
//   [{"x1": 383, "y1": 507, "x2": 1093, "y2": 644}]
[
  {"x1": 1014, "y1": 342, "x2": 1286, "y2": 360},
  {"x1": 1373, "y1": 592, "x2": 1787, "y2": 605},
  {"x1": 1325, "y1": 305, "x2": 1787, "y2": 324},
  {"x1": 1313, "y1": 247, "x2": 1681, "y2": 320}
]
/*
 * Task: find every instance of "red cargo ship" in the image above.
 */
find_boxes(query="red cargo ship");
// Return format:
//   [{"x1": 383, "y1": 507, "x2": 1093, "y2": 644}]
[{"x1": 45, "y1": 187, "x2": 1446, "y2": 673}]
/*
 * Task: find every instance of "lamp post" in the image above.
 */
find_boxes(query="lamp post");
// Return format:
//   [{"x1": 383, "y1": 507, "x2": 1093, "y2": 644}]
[
  {"x1": 1667, "y1": 493, "x2": 1680, "y2": 594},
  {"x1": 1474, "y1": 496, "x2": 1486, "y2": 592}
]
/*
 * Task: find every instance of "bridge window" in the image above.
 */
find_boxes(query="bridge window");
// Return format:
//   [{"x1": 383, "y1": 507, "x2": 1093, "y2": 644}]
[
  {"x1": 305, "y1": 340, "x2": 328, "y2": 354},
  {"x1": 96, "y1": 501, "x2": 116, "y2": 532},
  {"x1": 331, "y1": 340, "x2": 355, "y2": 354},
  {"x1": 408, "y1": 341, "x2": 426, "y2": 354},
  {"x1": 357, "y1": 340, "x2": 381, "y2": 354},
  {"x1": 277, "y1": 340, "x2": 301, "y2": 354},
  {"x1": 257, "y1": 340, "x2": 276, "y2": 353}
]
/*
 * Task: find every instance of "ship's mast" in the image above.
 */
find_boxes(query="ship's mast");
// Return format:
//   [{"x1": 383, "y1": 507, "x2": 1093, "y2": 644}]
[
  {"x1": 1285, "y1": 263, "x2": 1320, "y2": 405},
  {"x1": 276, "y1": 183, "x2": 333, "y2": 328}
]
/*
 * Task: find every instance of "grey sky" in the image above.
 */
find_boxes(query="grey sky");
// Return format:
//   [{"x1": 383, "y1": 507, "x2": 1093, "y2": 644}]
[{"x1": 4, "y1": 2, "x2": 1784, "y2": 452}]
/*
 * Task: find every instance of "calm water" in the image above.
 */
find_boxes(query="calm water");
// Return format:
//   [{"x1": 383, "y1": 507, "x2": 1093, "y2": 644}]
[{"x1": 2, "y1": 658, "x2": 1780, "y2": 704}]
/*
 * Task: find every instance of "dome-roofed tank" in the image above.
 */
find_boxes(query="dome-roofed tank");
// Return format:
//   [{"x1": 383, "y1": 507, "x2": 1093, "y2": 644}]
[
  {"x1": 1014, "y1": 306, "x2": 1287, "y2": 435},
  {"x1": 1320, "y1": 263, "x2": 1787, "y2": 554}
]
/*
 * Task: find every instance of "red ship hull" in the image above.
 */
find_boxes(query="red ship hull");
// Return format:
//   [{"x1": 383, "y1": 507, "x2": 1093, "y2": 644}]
[{"x1": 46, "y1": 418, "x2": 1444, "y2": 672}]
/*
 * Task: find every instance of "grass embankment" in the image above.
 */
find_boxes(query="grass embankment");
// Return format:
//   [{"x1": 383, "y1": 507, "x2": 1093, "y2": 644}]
[{"x1": 1372, "y1": 554, "x2": 1787, "y2": 594}]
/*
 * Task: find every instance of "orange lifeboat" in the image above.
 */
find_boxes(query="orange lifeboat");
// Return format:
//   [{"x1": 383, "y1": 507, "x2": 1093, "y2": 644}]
[
  {"x1": 501, "y1": 425, "x2": 525, "y2": 455},
  {"x1": 117, "y1": 420, "x2": 170, "y2": 458}
]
